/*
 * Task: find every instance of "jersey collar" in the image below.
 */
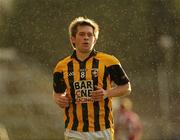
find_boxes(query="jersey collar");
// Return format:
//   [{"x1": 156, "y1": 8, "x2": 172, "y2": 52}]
[{"x1": 71, "y1": 49, "x2": 97, "y2": 62}]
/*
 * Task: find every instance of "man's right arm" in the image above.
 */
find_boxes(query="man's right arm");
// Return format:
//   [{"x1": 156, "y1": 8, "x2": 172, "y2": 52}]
[
  {"x1": 53, "y1": 71, "x2": 68, "y2": 108},
  {"x1": 53, "y1": 92, "x2": 69, "y2": 108}
]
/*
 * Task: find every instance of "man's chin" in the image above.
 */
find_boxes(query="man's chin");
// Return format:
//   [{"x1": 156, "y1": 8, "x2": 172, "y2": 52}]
[{"x1": 81, "y1": 48, "x2": 93, "y2": 53}]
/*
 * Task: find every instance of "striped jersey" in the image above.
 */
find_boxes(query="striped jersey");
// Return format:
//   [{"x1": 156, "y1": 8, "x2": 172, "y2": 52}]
[{"x1": 53, "y1": 49, "x2": 129, "y2": 132}]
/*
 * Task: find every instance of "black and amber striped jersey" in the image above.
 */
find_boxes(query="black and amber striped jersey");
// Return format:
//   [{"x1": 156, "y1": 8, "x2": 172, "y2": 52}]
[{"x1": 53, "y1": 49, "x2": 129, "y2": 132}]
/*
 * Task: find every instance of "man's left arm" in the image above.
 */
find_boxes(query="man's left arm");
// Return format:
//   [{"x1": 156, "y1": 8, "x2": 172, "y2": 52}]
[
  {"x1": 106, "y1": 62, "x2": 131, "y2": 97},
  {"x1": 92, "y1": 63, "x2": 131, "y2": 101},
  {"x1": 104, "y1": 82, "x2": 131, "y2": 98},
  {"x1": 91, "y1": 82, "x2": 131, "y2": 101}
]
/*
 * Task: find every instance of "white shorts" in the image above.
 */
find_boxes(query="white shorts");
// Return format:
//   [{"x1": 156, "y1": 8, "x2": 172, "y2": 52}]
[{"x1": 64, "y1": 129, "x2": 114, "y2": 140}]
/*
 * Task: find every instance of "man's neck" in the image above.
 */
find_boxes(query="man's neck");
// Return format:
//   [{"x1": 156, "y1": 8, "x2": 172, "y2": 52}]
[{"x1": 76, "y1": 51, "x2": 91, "y2": 61}]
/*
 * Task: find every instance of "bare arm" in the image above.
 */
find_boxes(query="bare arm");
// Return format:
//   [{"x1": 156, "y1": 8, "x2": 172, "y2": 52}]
[
  {"x1": 92, "y1": 82, "x2": 131, "y2": 101},
  {"x1": 53, "y1": 92, "x2": 70, "y2": 108},
  {"x1": 106, "y1": 82, "x2": 131, "y2": 98}
]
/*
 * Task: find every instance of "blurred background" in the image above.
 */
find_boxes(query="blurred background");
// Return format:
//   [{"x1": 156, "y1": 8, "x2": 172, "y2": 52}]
[{"x1": 0, "y1": 0, "x2": 180, "y2": 140}]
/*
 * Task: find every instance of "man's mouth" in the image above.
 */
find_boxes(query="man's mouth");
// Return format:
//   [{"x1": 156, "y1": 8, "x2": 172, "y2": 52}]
[{"x1": 83, "y1": 42, "x2": 89, "y2": 45}]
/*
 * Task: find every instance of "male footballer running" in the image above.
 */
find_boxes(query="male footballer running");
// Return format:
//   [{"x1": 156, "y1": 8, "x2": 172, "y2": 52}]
[{"x1": 53, "y1": 16, "x2": 131, "y2": 140}]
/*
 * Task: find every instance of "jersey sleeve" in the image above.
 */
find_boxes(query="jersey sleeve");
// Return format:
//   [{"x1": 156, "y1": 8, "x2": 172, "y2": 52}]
[
  {"x1": 106, "y1": 55, "x2": 129, "y2": 85},
  {"x1": 53, "y1": 62, "x2": 66, "y2": 93},
  {"x1": 107, "y1": 64, "x2": 129, "y2": 85}
]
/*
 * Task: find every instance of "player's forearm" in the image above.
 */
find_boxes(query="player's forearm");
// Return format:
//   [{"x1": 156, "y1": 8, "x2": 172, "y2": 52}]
[
  {"x1": 105, "y1": 82, "x2": 131, "y2": 98},
  {"x1": 53, "y1": 92, "x2": 69, "y2": 108}
]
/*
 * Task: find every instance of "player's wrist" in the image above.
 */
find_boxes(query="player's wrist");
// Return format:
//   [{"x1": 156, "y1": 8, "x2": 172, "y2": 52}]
[{"x1": 103, "y1": 90, "x2": 109, "y2": 99}]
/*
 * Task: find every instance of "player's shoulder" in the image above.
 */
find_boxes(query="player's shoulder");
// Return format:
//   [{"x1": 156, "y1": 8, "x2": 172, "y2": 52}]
[
  {"x1": 96, "y1": 52, "x2": 120, "y2": 66},
  {"x1": 56, "y1": 55, "x2": 71, "y2": 65},
  {"x1": 54, "y1": 56, "x2": 71, "y2": 72}
]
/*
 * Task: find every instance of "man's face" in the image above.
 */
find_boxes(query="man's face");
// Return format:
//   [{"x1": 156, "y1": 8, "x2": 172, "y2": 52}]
[{"x1": 71, "y1": 25, "x2": 96, "y2": 53}]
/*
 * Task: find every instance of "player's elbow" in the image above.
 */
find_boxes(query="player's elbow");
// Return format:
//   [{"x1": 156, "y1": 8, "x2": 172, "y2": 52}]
[
  {"x1": 126, "y1": 88, "x2": 131, "y2": 95},
  {"x1": 125, "y1": 82, "x2": 131, "y2": 96}
]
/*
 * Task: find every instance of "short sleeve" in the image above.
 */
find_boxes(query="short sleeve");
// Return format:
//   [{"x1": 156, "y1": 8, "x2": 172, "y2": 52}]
[
  {"x1": 53, "y1": 72, "x2": 66, "y2": 93},
  {"x1": 107, "y1": 64, "x2": 129, "y2": 85}
]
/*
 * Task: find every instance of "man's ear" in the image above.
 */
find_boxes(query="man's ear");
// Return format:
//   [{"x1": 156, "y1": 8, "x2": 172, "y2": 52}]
[
  {"x1": 70, "y1": 36, "x2": 76, "y2": 49},
  {"x1": 93, "y1": 38, "x2": 97, "y2": 45},
  {"x1": 71, "y1": 36, "x2": 75, "y2": 44}
]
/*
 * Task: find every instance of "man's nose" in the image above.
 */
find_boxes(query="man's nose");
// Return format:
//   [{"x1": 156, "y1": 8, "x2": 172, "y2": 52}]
[{"x1": 84, "y1": 34, "x2": 89, "y2": 40}]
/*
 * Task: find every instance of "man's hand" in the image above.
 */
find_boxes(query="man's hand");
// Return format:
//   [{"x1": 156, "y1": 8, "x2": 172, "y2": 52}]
[
  {"x1": 91, "y1": 86, "x2": 108, "y2": 101},
  {"x1": 53, "y1": 93, "x2": 69, "y2": 108}
]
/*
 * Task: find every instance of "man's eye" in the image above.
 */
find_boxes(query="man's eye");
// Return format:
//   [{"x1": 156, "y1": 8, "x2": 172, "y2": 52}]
[
  {"x1": 87, "y1": 33, "x2": 93, "y2": 37},
  {"x1": 79, "y1": 33, "x2": 85, "y2": 36},
  {"x1": 78, "y1": 32, "x2": 93, "y2": 37}
]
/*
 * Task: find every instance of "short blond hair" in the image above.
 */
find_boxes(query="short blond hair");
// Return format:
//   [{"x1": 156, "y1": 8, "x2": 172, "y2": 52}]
[{"x1": 68, "y1": 17, "x2": 99, "y2": 47}]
